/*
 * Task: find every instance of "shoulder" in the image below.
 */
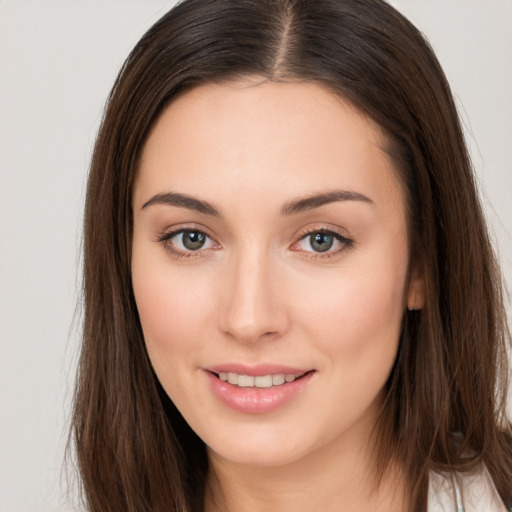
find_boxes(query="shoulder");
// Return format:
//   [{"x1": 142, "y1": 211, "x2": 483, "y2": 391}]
[{"x1": 428, "y1": 466, "x2": 509, "y2": 512}]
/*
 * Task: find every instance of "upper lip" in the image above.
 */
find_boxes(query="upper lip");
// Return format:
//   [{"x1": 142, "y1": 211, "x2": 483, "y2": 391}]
[{"x1": 204, "y1": 363, "x2": 313, "y2": 376}]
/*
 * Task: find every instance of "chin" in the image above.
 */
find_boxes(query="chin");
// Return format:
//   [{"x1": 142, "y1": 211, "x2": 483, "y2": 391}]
[
  {"x1": 207, "y1": 439, "x2": 309, "y2": 468},
  {"x1": 199, "y1": 416, "x2": 332, "y2": 469}
]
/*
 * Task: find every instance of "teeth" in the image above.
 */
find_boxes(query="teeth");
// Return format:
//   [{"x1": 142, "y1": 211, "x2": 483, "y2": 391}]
[
  {"x1": 238, "y1": 375, "x2": 254, "y2": 387},
  {"x1": 218, "y1": 372, "x2": 302, "y2": 388},
  {"x1": 254, "y1": 375, "x2": 272, "y2": 388},
  {"x1": 272, "y1": 374, "x2": 285, "y2": 385}
]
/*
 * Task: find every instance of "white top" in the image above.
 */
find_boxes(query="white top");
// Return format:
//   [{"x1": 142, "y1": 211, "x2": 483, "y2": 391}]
[{"x1": 428, "y1": 467, "x2": 508, "y2": 512}]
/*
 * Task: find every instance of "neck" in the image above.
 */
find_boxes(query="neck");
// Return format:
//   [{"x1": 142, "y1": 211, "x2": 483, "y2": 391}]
[{"x1": 204, "y1": 424, "x2": 407, "y2": 512}]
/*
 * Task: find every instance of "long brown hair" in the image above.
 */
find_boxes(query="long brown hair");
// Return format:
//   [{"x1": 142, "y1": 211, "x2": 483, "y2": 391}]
[{"x1": 71, "y1": 1, "x2": 512, "y2": 510}]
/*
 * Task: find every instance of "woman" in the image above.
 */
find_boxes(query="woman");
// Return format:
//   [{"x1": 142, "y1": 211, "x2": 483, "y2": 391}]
[{"x1": 71, "y1": 0, "x2": 512, "y2": 510}]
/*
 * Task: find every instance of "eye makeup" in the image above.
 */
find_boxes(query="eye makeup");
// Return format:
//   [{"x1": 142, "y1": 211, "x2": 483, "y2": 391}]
[{"x1": 155, "y1": 222, "x2": 355, "y2": 261}]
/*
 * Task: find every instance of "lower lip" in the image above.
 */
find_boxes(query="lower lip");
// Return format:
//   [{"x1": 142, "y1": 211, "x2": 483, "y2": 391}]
[{"x1": 205, "y1": 371, "x2": 315, "y2": 414}]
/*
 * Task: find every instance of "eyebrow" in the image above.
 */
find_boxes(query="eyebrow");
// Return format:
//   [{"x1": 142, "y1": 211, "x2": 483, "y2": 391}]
[
  {"x1": 141, "y1": 192, "x2": 220, "y2": 216},
  {"x1": 141, "y1": 189, "x2": 374, "y2": 216},
  {"x1": 281, "y1": 190, "x2": 374, "y2": 215}
]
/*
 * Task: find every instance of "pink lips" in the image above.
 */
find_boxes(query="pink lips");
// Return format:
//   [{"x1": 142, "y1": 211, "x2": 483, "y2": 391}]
[{"x1": 204, "y1": 364, "x2": 315, "y2": 414}]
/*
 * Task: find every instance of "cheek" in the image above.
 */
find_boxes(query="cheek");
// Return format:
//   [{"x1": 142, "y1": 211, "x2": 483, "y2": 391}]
[
  {"x1": 131, "y1": 253, "x2": 217, "y2": 376},
  {"x1": 293, "y1": 250, "x2": 408, "y2": 373}
]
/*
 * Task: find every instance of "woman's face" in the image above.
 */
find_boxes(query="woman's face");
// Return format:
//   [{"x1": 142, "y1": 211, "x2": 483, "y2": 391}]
[{"x1": 131, "y1": 80, "x2": 423, "y2": 468}]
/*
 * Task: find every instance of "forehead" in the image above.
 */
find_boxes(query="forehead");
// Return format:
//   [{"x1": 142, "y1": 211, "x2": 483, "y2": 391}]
[{"x1": 135, "y1": 80, "x2": 403, "y2": 215}]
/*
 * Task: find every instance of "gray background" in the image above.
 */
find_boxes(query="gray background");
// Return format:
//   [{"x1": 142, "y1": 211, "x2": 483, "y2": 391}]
[{"x1": 1, "y1": 1, "x2": 511, "y2": 510}]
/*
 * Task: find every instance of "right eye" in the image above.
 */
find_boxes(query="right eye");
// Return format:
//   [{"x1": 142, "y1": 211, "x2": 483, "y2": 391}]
[{"x1": 159, "y1": 229, "x2": 218, "y2": 257}]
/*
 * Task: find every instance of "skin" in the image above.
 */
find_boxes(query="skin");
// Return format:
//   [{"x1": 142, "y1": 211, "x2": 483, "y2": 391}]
[{"x1": 131, "y1": 80, "x2": 424, "y2": 512}]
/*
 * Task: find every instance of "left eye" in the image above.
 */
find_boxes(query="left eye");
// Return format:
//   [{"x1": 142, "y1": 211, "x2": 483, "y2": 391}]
[{"x1": 295, "y1": 231, "x2": 350, "y2": 254}]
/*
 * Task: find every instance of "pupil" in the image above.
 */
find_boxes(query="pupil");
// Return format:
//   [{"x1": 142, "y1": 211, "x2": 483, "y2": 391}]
[
  {"x1": 183, "y1": 231, "x2": 206, "y2": 250},
  {"x1": 310, "y1": 233, "x2": 334, "y2": 252}
]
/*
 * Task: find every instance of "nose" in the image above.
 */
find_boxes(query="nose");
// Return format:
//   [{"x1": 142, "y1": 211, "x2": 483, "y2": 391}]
[{"x1": 218, "y1": 247, "x2": 290, "y2": 344}]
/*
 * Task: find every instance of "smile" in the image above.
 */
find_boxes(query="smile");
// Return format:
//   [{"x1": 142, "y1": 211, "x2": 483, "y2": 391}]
[
  {"x1": 218, "y1": 372, "x2": 304, "y2": 388},
  {"x1": 205, "y1": 369, "x2": 315, "y2": 414}
]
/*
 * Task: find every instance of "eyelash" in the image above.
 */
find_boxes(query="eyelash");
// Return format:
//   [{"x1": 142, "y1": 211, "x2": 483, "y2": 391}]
[{"x1": 156, "y1": 225, "x2": 354, "y2": 260}]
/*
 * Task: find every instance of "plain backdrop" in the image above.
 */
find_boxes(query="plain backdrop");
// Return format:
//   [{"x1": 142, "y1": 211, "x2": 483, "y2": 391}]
[{"x1": 0, "y1": 1, "x2": 511, "y2": 510}]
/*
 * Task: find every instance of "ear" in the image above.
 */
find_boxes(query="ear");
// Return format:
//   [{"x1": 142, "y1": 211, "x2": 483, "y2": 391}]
[{"x1": 407, "y1": 265, "x2": 425, "y2": 311}]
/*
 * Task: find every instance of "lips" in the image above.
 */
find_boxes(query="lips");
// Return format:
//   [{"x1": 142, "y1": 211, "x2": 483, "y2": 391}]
[{"x1": 204, "y1": 364, "x2": 315, "y2": 414}]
